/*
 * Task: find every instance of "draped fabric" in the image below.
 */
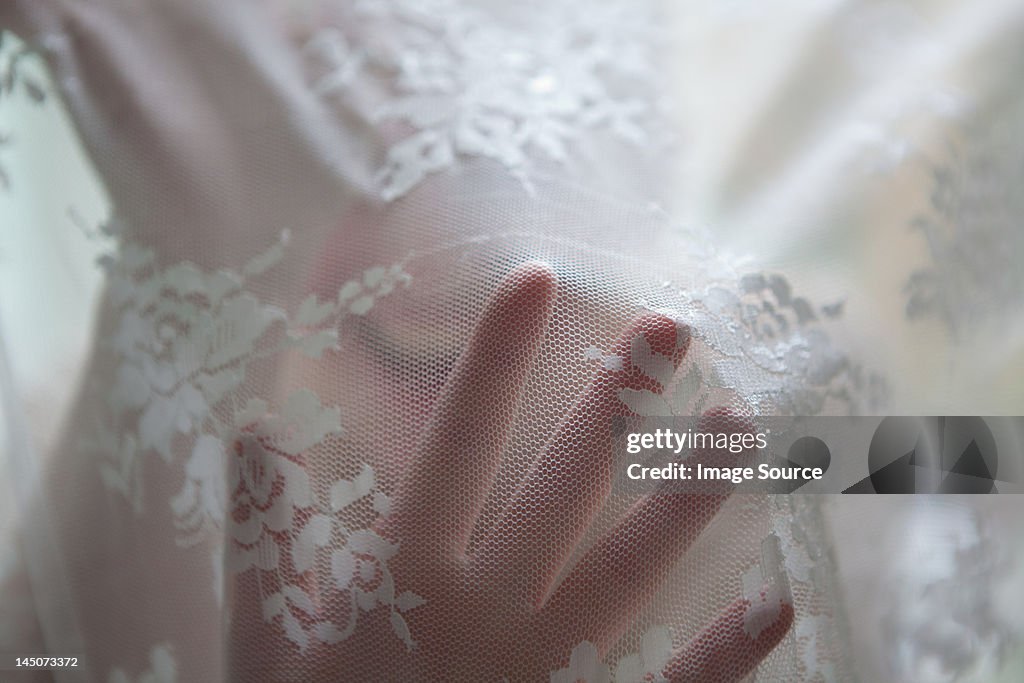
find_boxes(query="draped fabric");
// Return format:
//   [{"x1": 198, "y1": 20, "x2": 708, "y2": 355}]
[{"x1": 1, "y1": 1, "x2": 1022, "y2": 681}]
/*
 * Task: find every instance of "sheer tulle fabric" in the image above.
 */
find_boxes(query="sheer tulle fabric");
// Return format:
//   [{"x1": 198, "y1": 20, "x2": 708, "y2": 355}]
[{"x1": 1, "y1": 0, "x2": 1022, "y2": 681}]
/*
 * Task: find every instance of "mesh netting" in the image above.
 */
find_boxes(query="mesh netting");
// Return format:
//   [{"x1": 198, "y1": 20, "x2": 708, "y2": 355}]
[{"x1": 0, "y1": 1, "x2": 875, "y2": 680}]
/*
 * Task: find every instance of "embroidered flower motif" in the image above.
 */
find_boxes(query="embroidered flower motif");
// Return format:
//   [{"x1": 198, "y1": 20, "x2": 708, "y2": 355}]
[
  {"x1": 95, "y1": 224, "x2": 408, "y2": 516},
  {"x1": 108, "y1": 643, "x2": 177, "y2": 683},
  {"x1": 176, "y1": 392, "x2": 427, "y2": 652},
  {"x1": 304, "y1": 27, "x2": 364, "y2": 97},
  {"x1": 89, "y1": 225, "x2": 419, "y2": 648},
  {"x1": 175, "y1": 429, "x2": 313, "y2": 567},
  {"x1": 309, "y1": 0, "x2": 660, "y2": 200},
  {"x1": 0, "y1": 36, "x2": 48, "y2": 190},
  {"x1": 219, "y1": 392, "x2": 330, "y2": 573},
  {"x1": 256, "y1": 459, "x2": 425, "y2": 652},
  {"x1": 550, "y1": 641, "x2": 611, "y2": 683},
  {"x1": 329, "y1": 528, "x2": 391, "y2": 590},
  {"x1": 905, "y1": 86, "x2": 1024, "y2": 336},
  {"x1": 627, "y1": 241, "x2": 883, "y2": 417},
  {"x1": 97, "y1": 231, "x2": 292, "y2": 503},
  {"x1": 612, "y1": 627, "x2": 673, "y2": 683},
  {"x1": 550, "y1": 627, "x2": 676, "y2": 683}
]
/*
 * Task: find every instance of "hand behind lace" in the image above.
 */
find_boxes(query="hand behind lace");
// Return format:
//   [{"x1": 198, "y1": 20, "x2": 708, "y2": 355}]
[{"x1": 230, "y1": 262, "x2": 793, "y2": 681}]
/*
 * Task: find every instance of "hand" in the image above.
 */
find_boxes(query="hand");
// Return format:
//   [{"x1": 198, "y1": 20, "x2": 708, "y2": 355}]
[
  {"x1": 230, "y1": 262, "x2": 793, "y2": 681},
  {"x1": 3, "y1": 5, "x2": 794, "y2": 677}
]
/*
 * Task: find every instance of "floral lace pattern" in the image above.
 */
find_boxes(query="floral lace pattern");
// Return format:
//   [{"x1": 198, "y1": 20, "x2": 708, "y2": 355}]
[
  {"x1": 550, "y1": 626, "x2": 674, "y2": 683},
  {"x1": 883, "y1": 501, "x2": 1019, "y2": 681},
  {"x1": 905, "y1": 85, "x2": 1024, "y2": 336},
  {"x1": 773, "y1": 497, "x2": 844, "y2": 681},
  {"x1": 581, "y1": 222, "x2": 884, "y2": 418},
  {"x1": 308, "y1": 0, "x2": 660, "y2": 200},
  {"x1": 89, "y1": 222, "x2": 421, "y2": 649},
  {"x1": 107, "y1": 643, "x2": 177, "y2": 683},
  {"x1": 0, "y1": 34, "x2": 47, "y2": 189},
  {"x1": 652, "y1": 269, "x2": 879, "y2": 416}
]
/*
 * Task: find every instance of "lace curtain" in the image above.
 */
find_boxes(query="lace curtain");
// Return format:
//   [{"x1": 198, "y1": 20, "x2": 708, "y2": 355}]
[{"x1": 1, "y1": 1, "x2": 1022, "y2": 681}]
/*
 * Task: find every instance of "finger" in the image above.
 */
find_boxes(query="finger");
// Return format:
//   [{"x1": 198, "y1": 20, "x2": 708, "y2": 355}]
[
  {"x1": 540, "y1": 408, "x2": 756, "y2": 649},
  {"x1": 478, "y1": 313, "x2": 690, "y2": 606},
  {"x1": 664, "y1": 579, "x2": 794, "y2": 683},
  {"x1": 388, "y1": 262, "x2": 557, "y2": 560}
]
